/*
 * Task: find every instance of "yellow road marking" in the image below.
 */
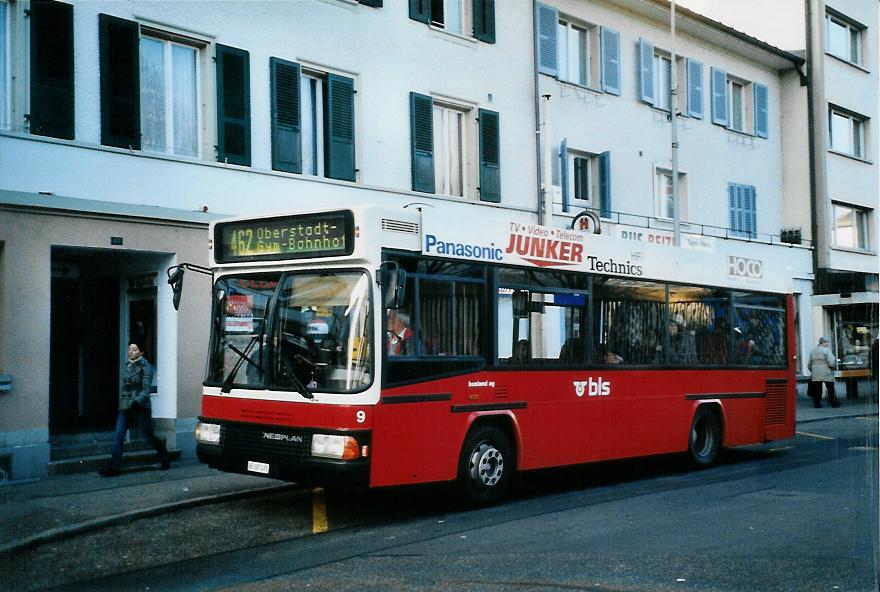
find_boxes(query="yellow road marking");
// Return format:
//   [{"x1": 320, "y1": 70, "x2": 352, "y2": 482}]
[
  {"x1": 796, "y1": 431, "x2": 834, "y2": 441},
  {"x1": 312, "y1": 487, "x2": 328, "y2": 534}
]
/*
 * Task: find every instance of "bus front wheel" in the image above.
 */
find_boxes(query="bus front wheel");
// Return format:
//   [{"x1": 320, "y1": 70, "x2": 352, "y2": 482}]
[
  {"x1": 688, "y1": 406, "x2": 722, "y2": 467},
  {"x1": 457, "y1": 424, "x2": 514, "y2": 507}
]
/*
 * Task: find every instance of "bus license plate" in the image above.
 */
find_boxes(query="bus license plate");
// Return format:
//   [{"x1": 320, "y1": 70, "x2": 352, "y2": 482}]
[{"x1": 247, "y1": 461, "x2": 270, "y2": 474}]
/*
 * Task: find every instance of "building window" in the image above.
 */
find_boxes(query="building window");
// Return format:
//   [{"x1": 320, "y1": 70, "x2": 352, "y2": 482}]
[
  {"x1": 557, "y1": 19, "x2": 596, "y2": 87},
  {"x1": 826, "y1": 12, "x2": 863, "y2": 66},
  {"x1": 728, "y1": 183, "x2": 757, "y2": 238},
  {"x1": 432, "y1": 101, "x2": 469, "y2": 197},
  {"x1": 710, "y1": 68, "x2": 768, "y2": 138},
  {"x1": 301, "y1": 72, "x2": 326, "y2": 177},
  {"x1": 139, "y1": 35, "x2": 199, "y2": 157},
  {"x1": 654, "y1": 168, "x2": 687, "y2": 220},
  {"x1": 411, "y1": 0, "x2": 494, "y2": 43},
  {"x1": 653, "y1": 54, "x2": 671, "y2": 111},
  {"x1": 829, "y1": 108, "x2": 866, "y2": 158},
  {"x1": 431, "y1": 0, "x2": 466, "y2": 34},
  {"x1": 832, "y1": 203, "x2": 869, "y2": 250}
]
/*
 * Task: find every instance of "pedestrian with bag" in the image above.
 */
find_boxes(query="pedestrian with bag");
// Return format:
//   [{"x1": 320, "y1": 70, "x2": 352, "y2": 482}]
[
  {"x1": 807, "y1": 336, "x2": 840, "y2": 409},
  {"x1": 99, "y1": 342, "x2": 171, "y2": 476}
]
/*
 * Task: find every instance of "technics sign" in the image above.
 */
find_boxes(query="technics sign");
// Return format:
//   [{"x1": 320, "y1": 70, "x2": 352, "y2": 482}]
[{"x1": 215, "y1": 210, "x2": 354, "y2": 263}]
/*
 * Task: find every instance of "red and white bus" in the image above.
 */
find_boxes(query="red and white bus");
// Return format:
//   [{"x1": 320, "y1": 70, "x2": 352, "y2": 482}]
[{"x1": 174, "y1": 205, "x2": 796, "y2": 505}]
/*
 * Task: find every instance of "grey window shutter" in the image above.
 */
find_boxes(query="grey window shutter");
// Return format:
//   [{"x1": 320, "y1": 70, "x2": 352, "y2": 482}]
[
  {"x1": 410, "y1": 92, "x2": 435, "y2": 193},
  {"x1": 560, "y1": 138, "x2": 569, "y2": 212},
  {"x1": 599, "y1": 151, "x2": 611, "y2": 217},
  {"x1": 728, "y1": 183, "x2": 737, "y2": 230},
  {"x1": 473, "y1": 0, "x2": 495, "y2": 44},
  {"x1": 270, "y1": 58, "x2": 302, "y2": 174},
  {"x1": 600, "y1": 27, "x2": 620, "y2": 95},
  {"x1": 324, "y1": 73, "x2": 356, "y2": 182},
  {"x1": 754, "y1": 82, "x2": 768, "y2": 138},
  {"x1": 686, "y1": 58, "x2": 703, "y2": 119},
  {"x1": 536, "y1": 3, "x2": 558, "y2": 76},
  {"x1": 638, "y1": 38, "x2": 654, "y2": 105},
  {"x1": 710, "y1": 67, "x2": 728, "y2": 126},
  {"x1": 409, "y1": 0, "x2": 430, "y2": 24},
  {"x1": 479, "y1": 108, "x2": 501, "y2": 203},
  {"x1": 30, "y1": 0, "x2": 75, "y2": 140},
  {"x1": 99, "y1": 14, "x2": 140, "y2": 149},
  {"x1": 216, "y1": 44, "x2": 251, "y2": 166}
]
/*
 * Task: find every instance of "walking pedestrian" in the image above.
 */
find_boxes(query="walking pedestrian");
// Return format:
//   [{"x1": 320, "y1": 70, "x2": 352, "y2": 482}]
[
  {"x1": 99, "y1": 342, "x2": 171, "y2": 476},
  {"x1": 807, "y1": 336, "x2": 840, "y2": 408}
]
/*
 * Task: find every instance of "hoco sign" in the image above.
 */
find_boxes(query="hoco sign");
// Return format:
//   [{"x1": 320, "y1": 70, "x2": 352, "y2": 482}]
[{"x1": 727, "y1": 256, "x2": 763, "y2": 279}]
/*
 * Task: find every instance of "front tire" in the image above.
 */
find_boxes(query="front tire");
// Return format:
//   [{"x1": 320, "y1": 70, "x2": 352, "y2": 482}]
[
  {"x1": 457, "y1": 425, "x2": 514, "y2": 507},
  {"x1": 688, "y1": 406, "x2": 722, "y2": 467}
]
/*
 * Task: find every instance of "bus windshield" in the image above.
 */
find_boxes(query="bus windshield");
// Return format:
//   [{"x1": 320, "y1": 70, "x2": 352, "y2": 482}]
[{"x1": 206, "y1": 271, "x2": 372, "y2": 394}]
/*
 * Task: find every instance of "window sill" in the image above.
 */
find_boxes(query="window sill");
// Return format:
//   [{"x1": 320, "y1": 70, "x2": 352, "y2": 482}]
[
  {"x1": 830, "y1": 245, "x2": 876, "y2": 256},
  {"x1": 428, "y1": 24, "x2": 477, "y2": 47},
  {"x1": 828, "y1": 149, "x2": 872, "y2": 165},
  {"x1": 825, "y1": 51, "x2": 871, "y2": 74},
  {"x1": 556, "y1": 78, "x2": 602, "y2": 95}
]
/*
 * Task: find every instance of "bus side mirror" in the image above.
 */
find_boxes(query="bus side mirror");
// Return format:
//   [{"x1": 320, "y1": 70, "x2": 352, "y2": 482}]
[
  {"x1": 380, "y1": 263, "x2": 406, "y2": 309},
  {"x1": 168, "y1": 267, "x2": 185, "y2": 311}
]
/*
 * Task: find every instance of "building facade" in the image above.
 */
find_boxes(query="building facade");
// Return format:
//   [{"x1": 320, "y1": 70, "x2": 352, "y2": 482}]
[{"x1": 0, "y1": 0, "x2": 831, "y2": 482}]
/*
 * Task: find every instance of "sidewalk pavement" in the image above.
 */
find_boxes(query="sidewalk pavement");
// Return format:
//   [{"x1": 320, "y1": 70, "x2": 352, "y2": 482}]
[{"x1": 0, "y1": 392, "x2": 877, "y2": 556}]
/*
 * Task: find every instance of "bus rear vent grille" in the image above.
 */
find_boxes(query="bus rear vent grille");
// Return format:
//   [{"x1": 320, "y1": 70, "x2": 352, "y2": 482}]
[
  {"x1": 764, "y1": 379, "x2": 788, "y2": 426},
  {"x1": 382, "y1": 219, "x2": 420, "y2": 235}
]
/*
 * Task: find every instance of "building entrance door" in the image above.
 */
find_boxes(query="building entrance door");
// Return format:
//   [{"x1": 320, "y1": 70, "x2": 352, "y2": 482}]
[{"x1": 49, "y1": 258, "x2": 120, "y2": 434}]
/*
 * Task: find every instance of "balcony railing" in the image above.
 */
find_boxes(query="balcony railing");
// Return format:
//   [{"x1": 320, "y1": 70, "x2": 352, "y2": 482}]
[{"x1": 581, "y1": 207, "x2": 813, "y2": 248}]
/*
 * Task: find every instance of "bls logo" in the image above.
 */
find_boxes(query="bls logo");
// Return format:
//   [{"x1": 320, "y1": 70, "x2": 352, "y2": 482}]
[{"x1": 573, "y1": 377, "x2": 611, "y2": 397}]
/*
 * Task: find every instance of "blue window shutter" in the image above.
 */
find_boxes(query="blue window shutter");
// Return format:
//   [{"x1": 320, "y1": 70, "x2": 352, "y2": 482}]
[
  {"x1": 728, "y1": 183, "x2": 737, "y2": 230},
  {"x1": 747, "y1": 185, "x2": 757, "y2": 237},
  {"x1": 409, "y1": 0, "x2": 430, "y2": 24},
  {"x1": 473, "y1": 0, "x2": 496, "y2": 44},
  {"x1": 638, "y1": 38, "x2": 654, "y2": 105},
  {"x1": 410, "y1": 92, "x2": 435, "y2": 193},
  {"x1": 216, "y1": 44, "x2": 251, "y2": 166},
  {"x1": 324, "y1": 74, "x2": 356, "y2": 182},
  {"x1": 270, "y1": 58, "x2": 302, "y2": 174},
  {"x1": 599, "y1": 151, "x2": 611, "y2": 217},
  {"x1": 99, "y1": 14, "x2": 140, "y2": 149},
  {"x1": 31, "y1": 0, "x2": 75, "y2": 140},
  {"x1": 600, "y1": 27, "x2": 620, "y2": 95},
  {"x1": 536, "y1": 3, "x2": 558, "y2": 76},
  {"x1": 710, "y1": 67, "x2": 728, "y2": 126},
  {"x1": 479, "y1": 108, "x2": 501, "y2": 202},
  {"x1": 754, "y1": 82, "x2": 768, "y2": 138},
  {"x1": 686, "y1": 58, "x2": 703, "y2": 119},
  {"x1": 560, "y1": 139, "x2": 569, "y2": 213}
]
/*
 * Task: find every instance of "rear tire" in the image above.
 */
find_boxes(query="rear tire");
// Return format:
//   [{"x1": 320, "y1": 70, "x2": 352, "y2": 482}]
[
  {"x1": 688, "y1": 406, "x2": 722, "y2": 467},
  {"x1": 457, "y1": 424, "x2": 514, "y2": 507}
]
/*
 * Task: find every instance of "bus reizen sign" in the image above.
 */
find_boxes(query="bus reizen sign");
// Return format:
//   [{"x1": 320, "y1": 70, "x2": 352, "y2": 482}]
[{"x1": 420, "y1": 211, "x2": 796, "y2": 292}]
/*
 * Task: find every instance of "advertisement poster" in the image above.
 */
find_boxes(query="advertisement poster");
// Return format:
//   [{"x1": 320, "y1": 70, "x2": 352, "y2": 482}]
[{"x1": 225, "y1": 294, "x2": 254, "y2": 333}]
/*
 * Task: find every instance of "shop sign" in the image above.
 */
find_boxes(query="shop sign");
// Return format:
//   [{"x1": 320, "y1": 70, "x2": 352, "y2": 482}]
[{"x1": 727, "y1": 256, "x2": 763, "y2": 280}]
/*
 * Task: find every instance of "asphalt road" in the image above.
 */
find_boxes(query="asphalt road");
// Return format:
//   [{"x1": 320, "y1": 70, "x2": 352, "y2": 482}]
[{"x1": 7, "y1": 416, "x2": 878, "y2": 592}]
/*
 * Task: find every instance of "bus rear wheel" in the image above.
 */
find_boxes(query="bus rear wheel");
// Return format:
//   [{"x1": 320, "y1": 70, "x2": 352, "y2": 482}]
[
  {"x1": 457, "y1": 425, "x2": 514, "y2": 507},
  {"x1": 688, "y1": 406, "x2": 722, "y2": 467}
]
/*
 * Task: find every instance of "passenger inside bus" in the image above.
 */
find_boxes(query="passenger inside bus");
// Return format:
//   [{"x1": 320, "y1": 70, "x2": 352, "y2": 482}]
[
  {"x1": 387, "y1": 310, "x2": 416, "y2": 356},
  {"x1": 559, "y1": 338, "x2": 584, "y2": 363},
  {"x1": 510, "y1": 339, "x2": 531, "y2": 364}
]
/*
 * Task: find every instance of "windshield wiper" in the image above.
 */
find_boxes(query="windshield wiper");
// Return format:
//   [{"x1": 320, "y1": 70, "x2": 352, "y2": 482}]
[{"x1": 220, "y1": 335, "x2": 262, "y2": 393}]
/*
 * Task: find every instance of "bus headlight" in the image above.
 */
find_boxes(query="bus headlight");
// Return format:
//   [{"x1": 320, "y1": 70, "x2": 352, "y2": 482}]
[
  {"x1": 195, "y1": 422, "x2": 221, "y2": 445},
  {"x1": 311, "y1": 434, "x2": 360, "y2": 460}
]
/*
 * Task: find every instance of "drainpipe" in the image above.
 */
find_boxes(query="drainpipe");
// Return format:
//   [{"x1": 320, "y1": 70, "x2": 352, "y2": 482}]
[
  {"x1": 542, "y1": 94, "x2": 554, "y2": 228},
  {"x1": 806, "y1": 0, "x2": 829, "y2": 277},
  {"x1": 670, "y1": 0, "x2": 681, "y2": 247},
  {"x1": 532, "y1": 0, "x2": 545, "y2": 225}
]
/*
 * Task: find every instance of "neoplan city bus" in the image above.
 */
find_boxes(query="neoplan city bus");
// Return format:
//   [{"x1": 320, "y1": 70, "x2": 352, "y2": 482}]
[{"x1": 171, "y1": 205, "x2": 796, "y2": 506}]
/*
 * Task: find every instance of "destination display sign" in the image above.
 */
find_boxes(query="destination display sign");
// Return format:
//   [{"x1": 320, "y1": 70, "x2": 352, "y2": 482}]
[{"x1": 215, "y1": 210, "x2": 354, "y2": 263}]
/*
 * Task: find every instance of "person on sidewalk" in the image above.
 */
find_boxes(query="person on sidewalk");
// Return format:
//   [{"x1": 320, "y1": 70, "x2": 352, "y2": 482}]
[
  {"x1": 807, "y1": 336, "x2": 840, "y2": 409},
  {"x1": 99, "y1": 343, "x2": 171, "y2": 476}
]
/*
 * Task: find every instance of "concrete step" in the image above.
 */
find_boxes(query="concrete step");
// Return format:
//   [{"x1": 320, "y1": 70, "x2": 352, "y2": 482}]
[
  {"x1": 48, "y1": 449, "x2": 182, "y2": 476},
  {"x1": 50, "y1": 431, "x2": 160, "y2": 461}
]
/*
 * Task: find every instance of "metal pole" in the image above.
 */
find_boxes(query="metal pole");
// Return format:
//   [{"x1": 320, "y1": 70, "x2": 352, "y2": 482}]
[
  {"x1": 542, "y1": 94, "x2": 553, "y2": 228},
  {"x1": 671, "y1": 0, "x2": 681, "y2": 246}
]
